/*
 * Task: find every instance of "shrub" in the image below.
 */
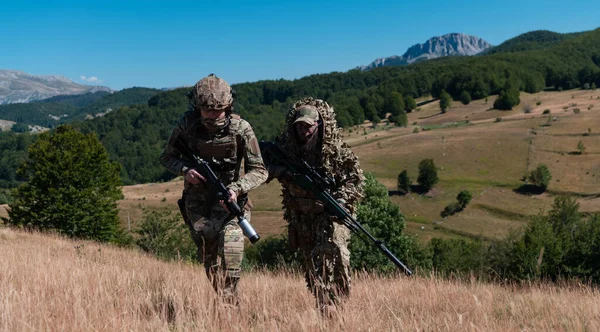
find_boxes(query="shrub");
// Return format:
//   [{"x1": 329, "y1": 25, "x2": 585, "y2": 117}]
[
  {"x1": 542, "y1": 109, "x2": 551, "y2": 114},
  {"x1": 397, "y1": 170, "x2": 411, "y2": 193},
  {"x1": 243, "y1": 234, "x2": 298, "y2": 269},
  {"x1": 494, "y1": 84, "x2": 520, "y2": 110},
  {"x1": 439, "y1": 90, "x2": 452, "y2": 113},
  {"x1": 441, "y1": 202, "x2": 462, "y2": 218},
  {"x1": 135, "y1": 209, "x2": 196, "y2": 262},
  {"x1": 489, "y1": 196, "x2": 600, "y2": 283},
  {"x1": 495, "y1": 117, "x2": 502, "y2": 122},
  {"x1": 10, "y1": 123, "x2": 29, "y2": 133},
  {"x1": 430, "y1": 238, "x2": 487, "y2": 276},
  {"x1": 528, "y1": 164, "x2": 552, "y2": 191},
  {"x1": 372, "y1": 115, "x2": 381, "y2": 128},
  {"x1": 351, "y1": 173, "x2": 428, "y2": 273},
  {"x1": 457, "y1": 190, "x2": 473, "y2": 208},
  {"x1": 536, "y1": 100, "x2": 542, "y2": 106},
  {"x1": 577, "y1": 141, "x2": 586, "y2": 154},
  {"x1": 4, "y1": 125, "x2": 125, "y2": 243},
  {"x1": 573, "y1": 108, "x2": 581, "y2": 114},
  {"x1": 417, "y1": 159, "x2": 439, "y2": 192},
  {"x1": 523, "y1": 104, "x2": 533, "y2": 113},
  {"x1": 404, "y1": 95, "x2": 417, "y2": 113},
  {"x1": 459, "y1": 90, "x2": 472, "y2": 105}
]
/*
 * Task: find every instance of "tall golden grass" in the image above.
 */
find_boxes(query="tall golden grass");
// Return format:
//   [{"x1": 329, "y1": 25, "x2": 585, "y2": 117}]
[{"x1": 1, "y1": 227, "x2": 599, "y2": 331}]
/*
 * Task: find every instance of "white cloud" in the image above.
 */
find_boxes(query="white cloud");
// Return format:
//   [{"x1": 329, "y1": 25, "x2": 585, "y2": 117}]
[{"x1": 80, "y1": 75, "x2": 102, "y2": 83}]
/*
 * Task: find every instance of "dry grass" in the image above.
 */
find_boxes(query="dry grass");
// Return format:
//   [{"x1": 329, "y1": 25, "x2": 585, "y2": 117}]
[{"x1": 1, "y1": 227, "x2": 599, "y2": 331}]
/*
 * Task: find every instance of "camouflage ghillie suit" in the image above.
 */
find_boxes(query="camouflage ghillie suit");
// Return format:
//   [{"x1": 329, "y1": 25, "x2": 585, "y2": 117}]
[
  {"x1": 160, "y1": 74, "x2": 267, "y2": 304},
  {"x1": 270, "y1": 97, "x2": 364, "y2": 310}
]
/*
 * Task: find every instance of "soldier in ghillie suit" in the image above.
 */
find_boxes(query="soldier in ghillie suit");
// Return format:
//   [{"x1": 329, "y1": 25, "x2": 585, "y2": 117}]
[
  {"x1": 267, "y1": 97, "x2": 364, "y2": 313},
  {"x1": 160, "y1": 74, "x2": 268, "y2": 305}
]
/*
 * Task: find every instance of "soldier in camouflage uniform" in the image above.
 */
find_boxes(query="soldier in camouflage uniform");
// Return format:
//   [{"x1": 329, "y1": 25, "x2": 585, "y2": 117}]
[
  {"x1": 267, "y1": 97, "x2": 364, "y2": 313},
  {"x1": 160, "y1": 74, "x2": 267, "y2": 305}
]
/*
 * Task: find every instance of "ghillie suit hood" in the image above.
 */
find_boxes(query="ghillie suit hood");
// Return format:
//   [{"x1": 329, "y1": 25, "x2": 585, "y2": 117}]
[{"x1": 279, "y1": 97, "x2": 364, "y2": 212}]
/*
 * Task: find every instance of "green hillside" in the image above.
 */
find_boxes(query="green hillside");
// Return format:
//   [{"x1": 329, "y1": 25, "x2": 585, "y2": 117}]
[
  {"x1": 0, "y1": 87, "x2": 159, "y2": 128},
  {"x1": 482, "y1": 30, "x2": 584, "y2": 55}
]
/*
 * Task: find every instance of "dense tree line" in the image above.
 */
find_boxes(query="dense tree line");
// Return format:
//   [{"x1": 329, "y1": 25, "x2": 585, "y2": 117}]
[{"x1": 0, "y1": 88, "x2": 159, "y2": 128}]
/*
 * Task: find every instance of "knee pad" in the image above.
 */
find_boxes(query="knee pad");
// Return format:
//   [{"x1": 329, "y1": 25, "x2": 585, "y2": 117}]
[{"x1": 221, "y1": 223, "x2": 244, "y2": 277}]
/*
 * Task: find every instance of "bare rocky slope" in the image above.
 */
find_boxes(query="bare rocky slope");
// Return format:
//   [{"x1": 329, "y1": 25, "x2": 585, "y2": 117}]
[
  {"x1": 359, "y1": 33, "x2": 492, "y2": 70},
  {"x1": 0, "y1": 69, "x2": 112, "y2": 104}
]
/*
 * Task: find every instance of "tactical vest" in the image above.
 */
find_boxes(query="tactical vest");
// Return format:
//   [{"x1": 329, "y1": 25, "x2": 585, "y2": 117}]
[{"x1": 182, "y1": 115, "x2": 243, "y2": 197}]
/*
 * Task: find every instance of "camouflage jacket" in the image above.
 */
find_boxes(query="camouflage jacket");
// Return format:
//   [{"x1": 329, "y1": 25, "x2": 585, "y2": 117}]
[
  {"x1": 276, "y1": 98, "x2": 364, "y2": 214},
  {"x1": 160, "y1": 110, "x2": 267, "y2": 200}
]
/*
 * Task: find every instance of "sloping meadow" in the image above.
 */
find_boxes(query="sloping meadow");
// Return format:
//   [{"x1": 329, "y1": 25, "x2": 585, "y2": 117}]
[{"x1": 1, "y1": 227, "x2": 599, "y2": 331}]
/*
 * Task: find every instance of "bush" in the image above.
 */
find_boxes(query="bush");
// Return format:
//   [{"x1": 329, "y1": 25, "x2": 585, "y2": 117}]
[
  {"x1": 494, "y1": 85, "x2": 520, "y2": 110},
  {"x1": 489, "y1": 196, "x2": 600, "y2": 283},
  {"x1": 430, "y1": 238, "x2": 487, "y2": 276},
  {"x1": 441, "y1": 202, "x2": 462, "y2": 218},
  {"x1": 542, "y1": 109, "x2": 551, "y2": 114},
  {"x1": 135, "y1": 209, "x2": 196, "y2": 262},
  {"x1": 439, "y1": 90, "x2": 452, "y2": 113},
  {"x1": 417, "y1": 159, "x2": 439, "y2": 192},
  {"x1": 243, "y1": 234, "x2": 299, "y2": 269},
  {"x1": 577, "y1": 140, "x2": 586, "y2": 154},
  {"x1": 528, "y1": 164, "x2": 552, "y2": 191},
  {"x1": 350, "y1": 173, "x2": 428, "y2": 273},
  {"x1": 4, "y1": 125, "x2": 125, "y2": 243},
  {"x1": 536, "y1": 100, "x2": 542, "y2": 106},
  {"x1": 523, "y1": 104, "x2": 533, "y2": 113},
  {"x1": 573, "y1": 108, "x2": 581, "y2": 114},
  {"x1": 372, "y1": 115, "x2": 381, "y2": 128},
  {"x1": 459, "y1": 91, "x2": 472, "y2": 105},
  {"x1": 10, "y1": 123, "x2": 29, "y2": 133},
  {"x1": 457, "y1": 190, "x2": 473, "y2": 208},
  {"x1": 397, "y1": 170, "x2": 411, "y2": 193},
  {"x1": 404, "y1": 96, "x2": 416, "y2": 113}
]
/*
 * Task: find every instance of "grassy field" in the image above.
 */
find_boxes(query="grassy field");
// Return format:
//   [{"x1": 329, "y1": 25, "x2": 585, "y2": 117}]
[
  {"x1": 1, "y1": 227, "x2": 599, "y2": 331},
  {"x1": 103, "y1": 89, "x2": 600, "y2": 242},
  {"x1": 2, "y1": 89, "x2": 598, "y2": 243}
]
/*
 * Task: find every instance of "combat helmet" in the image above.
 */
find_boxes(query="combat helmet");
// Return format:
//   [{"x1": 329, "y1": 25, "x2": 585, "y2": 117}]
[{"x1": 189, "y1": 74, "x2": 233, "y2": 111}]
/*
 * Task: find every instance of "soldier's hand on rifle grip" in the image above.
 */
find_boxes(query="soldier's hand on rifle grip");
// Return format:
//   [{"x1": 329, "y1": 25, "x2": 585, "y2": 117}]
[
  {"x1": 185, "y1": 169, "x2": 207, "y2": 185},
  {"x1": 219, "y1": 189, "x2": 237, "y2": 212}
]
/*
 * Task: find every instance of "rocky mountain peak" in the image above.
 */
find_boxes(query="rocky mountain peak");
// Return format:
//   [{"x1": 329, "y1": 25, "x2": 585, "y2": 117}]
[{"x1": 358, "y1": 33, "x2": 493, "y2": 71}]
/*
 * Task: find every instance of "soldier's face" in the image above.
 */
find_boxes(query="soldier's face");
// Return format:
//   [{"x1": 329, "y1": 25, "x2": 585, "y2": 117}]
[
  {"x1": 199, "y1": 107, "x2": 226, "y2": 119},
  {"x1": 294, "y1": 121, "x2": 318, "y2": 143}
]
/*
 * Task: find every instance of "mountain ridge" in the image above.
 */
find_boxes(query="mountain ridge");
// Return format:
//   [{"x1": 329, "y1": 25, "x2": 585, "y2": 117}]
[
  {"x1": 358, "y1": 33, "x2": 493, "y2": 70},
  {"x1": 0, "y1": 69, "x2": 113, "y2": 105}
]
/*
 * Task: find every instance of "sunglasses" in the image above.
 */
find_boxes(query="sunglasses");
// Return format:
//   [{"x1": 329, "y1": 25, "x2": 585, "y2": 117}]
[{"x1": 195, "y1": 106, "x2": 227, "y2": 113}]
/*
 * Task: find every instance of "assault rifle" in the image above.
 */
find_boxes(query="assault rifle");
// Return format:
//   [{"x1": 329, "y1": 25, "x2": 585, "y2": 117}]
[
  {"x1": 175, "y1": 138, "x2": 260, "y2": 243},
  {"x1": 260, "y1": 140, "x2": 412, "y2": 276}
]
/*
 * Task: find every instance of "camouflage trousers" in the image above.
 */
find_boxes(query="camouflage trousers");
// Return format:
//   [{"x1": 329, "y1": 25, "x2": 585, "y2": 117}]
[
  {"x1": 287, "y1": 210, "x2": 351, "y2": 309},
  {"x1": 184, "y1": 197, "x2": 246, "y2": 305}
]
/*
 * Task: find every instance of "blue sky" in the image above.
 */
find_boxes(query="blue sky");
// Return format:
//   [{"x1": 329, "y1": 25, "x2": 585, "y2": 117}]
[{"x1": 1, "y1": 0, "x2": 598, "y2": 90}]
